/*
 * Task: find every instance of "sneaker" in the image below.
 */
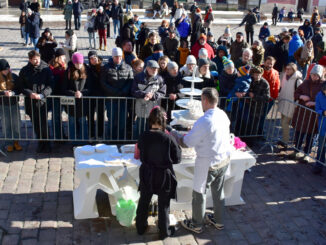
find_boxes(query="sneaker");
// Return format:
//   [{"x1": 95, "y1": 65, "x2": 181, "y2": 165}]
[
  {"x1": 6, "y1": 145, "x2": 14, "y2": 152},
  {"x1": 180, "y1": 219, "x2": 203, "y2": 234},
  {"x1": 302, "y1": 155, "x2": 310, "y2": 163},
  {"x1": 205, "y1": 213, "x2": 224, "y2": 230},
  {"x1": 13, "y1": 141, "x2": 22, "y2": 151}
]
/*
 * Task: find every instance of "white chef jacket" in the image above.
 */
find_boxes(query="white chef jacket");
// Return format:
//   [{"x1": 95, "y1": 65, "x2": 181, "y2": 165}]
[{"x1": 183, "y1": 107, "x2": 232, "y2": 193}]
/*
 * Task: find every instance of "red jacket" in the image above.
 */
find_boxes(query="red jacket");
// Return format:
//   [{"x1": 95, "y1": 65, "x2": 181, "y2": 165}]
[
  {"x1": 191, "y1": 41, "x2": 215, "y2": 60},
  {"x1": 263, "y1": 68, "x2": 280, "y2": 99}
]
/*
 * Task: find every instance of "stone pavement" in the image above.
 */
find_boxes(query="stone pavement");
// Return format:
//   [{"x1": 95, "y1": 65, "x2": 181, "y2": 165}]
[{"x1": 0, "y1": 21, "x2": 326, "y2": 244}]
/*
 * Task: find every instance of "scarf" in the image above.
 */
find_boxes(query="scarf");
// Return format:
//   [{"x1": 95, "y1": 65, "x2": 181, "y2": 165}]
[
  {"x1": 204, "y1": 8, "x2": 212, "y2": 22},
  {"x1": 301, "y1": 42, "x2": 313, "y2": 60}
]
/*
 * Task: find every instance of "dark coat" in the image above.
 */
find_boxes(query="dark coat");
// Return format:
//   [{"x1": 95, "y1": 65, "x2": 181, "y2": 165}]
[
  {"x1": 138, "y1": 27, "x2": 150, "y2": 47},
  {"x1": 86, "y1": 62, "x2": 104, "y2": 96},
  {"x1": 138, "y1": 130, "x2": 181, "y2": 199},
  {"x1": 121, "y1": 23, "x2": 135, "y2": 43},
  {"x1": 291, "y1": 78, "x2": 323, "y2": 134},
  {"x1": 72, "y1": 1, "x2": 84, "y2": 16},
  {"x1": 139, "y1": 42, "x2": 154, "y2": 61},
  {"x1": 36, "y1": 32, "x2": 58, "y2": 63},
  {"x1": 20, "y1": 1, "x2": 30, "y2": 12},
  {"x1": 272, "y1": 6, "x2": 278, "y2": 17},
  {"x1": 312, "y1": 33, "x2": 323, "y2": 59},
  {"x1": 110, "y1": 4, "x2": 123, "y2": 20},
  {"x1": 30, "y1": 2, "x2": 39, "y2": 12},
  {"x1": 272, "y1": 40, "x2": 289, "y2": 72},
  {"x1": 190, "y1": 14, "x2": 203, "y2": 47},
  {"x1": 100, "y1": 58, "x2": 134, "y2": 97},
  {"x1": 239, "y1": 13, "x2": 257, "y2": 32},
  {"x1": 247, "y1": 77, "x2": 270, "y2": 113},
  {"x1": 94, "y1": 12, "x2": 109, "y2": 30},
  {"x1": 63, "y1": 62, "x2": 89, "y2": 117},
  {"x1": 19, "y1": 60, "x2": 53, "y2": 116},
  {"x1": 230, "y1": 40, "x2": 249, "y2": 62},
  {"x1": 298, "y1": 20, "x2": 314, "y2": 40},
  {"x1": 163, "y1": 37, "x2": 179, "y2": 61},
  {"x1": 27, "y1": 12, "x2": 40, "y2": 39},
  {"x1": 212, "y1": 46, "x2": 229, "y2": 74},
  {"x1": 264, "y1": 40, "x2": 275, "y2": 59},
  {"x1": 164, "y1": 72, "x2": 184, "y2": 98},
  {"x1": 218, "y1": 70, "x2": 238, "y2": 97}
]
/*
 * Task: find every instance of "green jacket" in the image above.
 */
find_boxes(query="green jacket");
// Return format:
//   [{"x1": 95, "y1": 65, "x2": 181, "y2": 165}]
[{"x1": 63, "y1": 4, "x2": 73, "y2": 20}]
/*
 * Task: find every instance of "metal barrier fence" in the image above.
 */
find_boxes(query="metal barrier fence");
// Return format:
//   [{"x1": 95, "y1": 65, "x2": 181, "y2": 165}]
[{"x1": 0, "y1": 95, "x2": 325, "y2": 165}]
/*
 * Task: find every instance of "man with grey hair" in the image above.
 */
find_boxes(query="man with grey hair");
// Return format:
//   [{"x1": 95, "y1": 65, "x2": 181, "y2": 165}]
[
  {"x1": 198, "y1": 48, "x2": 217, "y2": 72},
  {"x1": 171, "y1": 87, "x2": 232, "y2": 234}
]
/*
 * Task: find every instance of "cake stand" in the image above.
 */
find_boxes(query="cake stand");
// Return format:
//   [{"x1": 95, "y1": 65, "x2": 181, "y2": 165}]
[{"x1": 175, "y1": 73, "x2": 203, "y2": 109}]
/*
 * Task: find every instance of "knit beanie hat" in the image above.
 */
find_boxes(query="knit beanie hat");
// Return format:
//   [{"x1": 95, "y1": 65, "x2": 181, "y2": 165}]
[
  {"x1": 167, "y1": 61, "x2": 178, "y2": 71},
  {"x1": 222, "y1": 56, "x2": 234, "y2": 70},
  {"x1": 198, "y1": 58, "x2": 210, "y2": 69},
  {"x1": 198, "y1": 48, "x2": 208, "y2": 58},
  {"x1": 319, "y1": 56, "x2": 326, "y2": 67},
  {"x1": 88, "y1": 50, "x2": 98, "y2": 60},
  {"x1": 72, "y1": 52, "x2": 84, "y2": 64},
  {"x1": 55, "y1": 48, "x2": 65, "y2": 58},
  {"x1": 186, "y1": 55, "x2": 196, "y2": 65},
  {"x1": 311, "y1": 64, "x2": 324, "y2": 78},
  {"x1": 224, "y1": 25, "x2": 231, "y2": 35},
  {"x1": 238, "y1": 65, "x2": 251, "y2": 76},
  {"x1": 0, "y1": 59, "x2": 9, "y2": 71},
  {"x1": 112, "y1": 47, "x2": 123, "y2": 57}
]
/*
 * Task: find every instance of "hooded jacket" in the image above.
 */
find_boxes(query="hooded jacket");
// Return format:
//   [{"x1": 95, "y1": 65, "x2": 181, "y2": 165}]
[
  {"x1": 298, "y1": 20, "x2": 314, "y2": 40},
  {"x1": 289, "y1": 34, "x2": 303, "y2": 57},
  {"x1": 100, "y1": 58, "x2": 133, "y2": 97},
  {"x1": 212, "y1": 46, "x2": 229, "y2": 74}
]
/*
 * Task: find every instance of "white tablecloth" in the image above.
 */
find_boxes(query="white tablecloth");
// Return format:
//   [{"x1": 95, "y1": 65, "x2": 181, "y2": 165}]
[{"x1": 73, "y1": 144, "x2": 256, "y2": 219}]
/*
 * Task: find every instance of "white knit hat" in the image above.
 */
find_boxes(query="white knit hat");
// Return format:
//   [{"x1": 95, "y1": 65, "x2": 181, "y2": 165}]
[
  {"x1": 198, "y1": 48, "x2": 208, "y2": 59},
  {"x1": 311, "y1": 64, "x2": 324, "y2": 78},
  {"x1": 112, "y1": 47, "x2": 123, "y2": 57},
  {"x1": 186, "y1": 55, "x2": 196, "y2": 65}
]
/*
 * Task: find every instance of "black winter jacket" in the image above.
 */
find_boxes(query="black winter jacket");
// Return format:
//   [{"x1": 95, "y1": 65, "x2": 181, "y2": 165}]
[
  {"x1": 110, "y1": 4, "x2": 123, "y2": 20},
  {"x1": 94, "y1": 12, "x2": 109, "y2": 30},
  {"x1": 86, "y1": 62, "x2": 104, "y2": 96},
  {"x1": 219, "y1": 70, "x2": 238, "y2": 97},
  {"x1": 100, "y1": 59, "x2": 134, "y2": 97},
  {"x1": 239, "y1": 13, "x2": 257, "y2": 32},
  {"x1": 19, "y1": 61, "x2": 53, "y2": 115},
  {"x1": 36, "y1": 32, "x2": 58, "y2": 63}
]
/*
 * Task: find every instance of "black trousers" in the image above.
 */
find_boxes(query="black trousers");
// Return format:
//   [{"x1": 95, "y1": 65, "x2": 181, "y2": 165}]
[
  {"x1": 136, "y1": 189, "x2": 171, "y2": 238},
  {"x1": 88, "y1": 99, "x2": 105, "y2": 139},
  {"x1": 29, "y1": 105, "x2": 48, "y2": 140},
  {"x1": 107, "y1": 18, "x2": 111, "y2": 37},
  {"x1": 66, "y1": 20, "x2": 71, "y2": 29},
  {"x1": 272, "y1": 16, "x2": 277, "y2": 25},
  {"x1": 246, "y1": 30, "x2": 254, "y2": 45}
]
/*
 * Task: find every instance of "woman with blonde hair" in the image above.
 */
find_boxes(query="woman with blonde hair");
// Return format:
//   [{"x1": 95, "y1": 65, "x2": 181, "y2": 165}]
[{"x1": 0, "y1": 59, "x2": 22, "y2": 152}]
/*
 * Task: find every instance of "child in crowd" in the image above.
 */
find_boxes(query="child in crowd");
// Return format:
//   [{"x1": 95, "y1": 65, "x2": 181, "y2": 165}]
[
  {"x1": 176, "y1": 39, "x2": 191, "y2": 66},
  {"x1": 258, "y1": 22, "x2": 270, "y2": 43}
]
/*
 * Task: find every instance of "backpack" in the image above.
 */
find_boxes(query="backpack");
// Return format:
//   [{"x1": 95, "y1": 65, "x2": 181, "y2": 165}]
[{"x1": 39, "y1": 17, "x2": 43, "y2": 29}]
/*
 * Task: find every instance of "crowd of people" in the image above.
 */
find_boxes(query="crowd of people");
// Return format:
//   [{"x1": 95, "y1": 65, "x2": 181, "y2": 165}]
[{"x1": 2, "y1": 0, "x2": 326, "y2": 240}]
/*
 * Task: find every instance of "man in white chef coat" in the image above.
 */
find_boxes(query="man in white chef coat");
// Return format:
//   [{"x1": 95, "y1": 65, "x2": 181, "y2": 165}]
[{"x1": 172, "y1": 87, "x2": 232, "y2": 233}]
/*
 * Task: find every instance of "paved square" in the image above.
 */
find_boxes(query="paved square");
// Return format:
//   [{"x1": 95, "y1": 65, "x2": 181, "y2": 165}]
[{"x1": 0, "y1": 16, "x2": 326, "y2": 244}]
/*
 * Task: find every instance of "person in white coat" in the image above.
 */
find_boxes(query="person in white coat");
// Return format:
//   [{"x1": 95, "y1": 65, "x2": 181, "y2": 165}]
[
  {"x1": 171, "y1": 87, "x2": 232, "y2": 234},
  {"x1": 277, "y1": 62, "x2": 303, "y2": 149}
]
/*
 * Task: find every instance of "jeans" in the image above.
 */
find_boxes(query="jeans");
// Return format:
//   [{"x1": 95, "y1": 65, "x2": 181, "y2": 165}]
[
  {"x1": 74, "y1": 14, "x2": 81, "y2": 30},
  {"x1": 44, "y1": 0, "x2": 49, "y2": 9},
  {"x1": 25, "y1": 32, "x2": 30, "y2": 45},
  {"x1": 113, "y1": 19, "x2": 120, "y2": 36},
  {"x1": 279, "y1": 14, "x2": 283, "y2": 22},
  {"x1": 192, "y1": 159, "x2": 230, "y2": 228},
  {"x1": 126, "y1": 4, "x2": 132, "y2": 12},
  {"x1": 21, "y1": 26, "x2": 26, "y2": 39},
  {"x1": 98, "y1": 29, "x2": 107, "y2": 47},
  {"x1": 68, "y1": 116, "x2": 88, "y2": 140},
  {"x1": 0, "y1": 104, "x2": 20, "y2": 146},
  {"x1": 315, "y1": 135, "x2": 326, "y2": 169},
  {"x1": 31, "y1": 37, "x2": 39, "y2": 52},
  {"x1": 106, "y1": 99, "x2": 127, "y2": 140},
  {"x1": 88, "y1": 31, "x2": 96, "y2": 49}
]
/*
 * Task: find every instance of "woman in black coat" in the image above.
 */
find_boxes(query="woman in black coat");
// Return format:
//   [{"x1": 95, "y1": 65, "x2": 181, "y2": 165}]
[
  {"x1": 239, "y1": 9, "x2": 257, "y2": 45},
  {"x1": 36, "y1": 28, "x2": 58, "y2": 63},
  {"x1": 136, "y1": 106, "x2": 181, "y2": 240}
]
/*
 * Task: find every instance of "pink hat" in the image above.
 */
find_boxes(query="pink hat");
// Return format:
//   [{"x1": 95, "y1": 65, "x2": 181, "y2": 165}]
[{"x1": 72, "y1": 52, "x2": 84, "y2": 64}]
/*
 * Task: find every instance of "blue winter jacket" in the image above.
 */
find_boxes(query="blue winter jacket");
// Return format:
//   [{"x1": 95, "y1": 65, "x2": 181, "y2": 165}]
[
  {"x1": 289, "y1": 34, "x2": 303, "y2": 57},
  {"x1": 176, "y1": 17, "x2": 191, "y2": 39},
  {"x1": 27, "y1": 12, "x2": 40, "y2": 39},
  {"x1": 226, "y1": 74, "x2": 252, "y2": 111},
  {"x1": 258, "y1": 26, "x2": 270, "y2": 41},
  {"x1": 316, "y1": 91, "x2": 326, "y2": 137},
  {"x1": 72, "y1": 1, "x2": 83, "y2": 15}
]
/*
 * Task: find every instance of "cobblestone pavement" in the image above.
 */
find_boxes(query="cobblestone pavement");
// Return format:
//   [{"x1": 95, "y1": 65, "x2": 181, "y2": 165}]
[{"x1": 0, "y1": 21, "x2": 326, "y2": 245}]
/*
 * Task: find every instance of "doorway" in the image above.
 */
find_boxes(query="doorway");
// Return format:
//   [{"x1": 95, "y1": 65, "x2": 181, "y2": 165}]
[{"x1": 297, "y1": 0, "x2": 308, "y2": 11}]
